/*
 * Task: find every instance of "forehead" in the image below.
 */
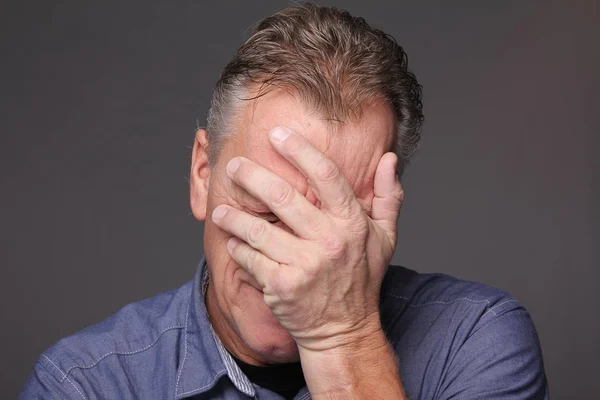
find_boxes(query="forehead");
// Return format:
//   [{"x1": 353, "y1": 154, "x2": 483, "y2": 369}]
[{"x1": 223, "y1": 88, "x2": 395, "y2": 199}]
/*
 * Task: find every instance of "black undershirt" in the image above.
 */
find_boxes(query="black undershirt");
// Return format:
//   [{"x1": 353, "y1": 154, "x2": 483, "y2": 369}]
[{"x1": 228, "y1": 352, "x2": 306, "y2": 399}]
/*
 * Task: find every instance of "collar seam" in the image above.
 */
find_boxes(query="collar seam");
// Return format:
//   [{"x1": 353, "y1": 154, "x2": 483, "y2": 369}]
[
  {"x1": 174, "y1": 298, "x2": 192, "y2": 397},
  {"x1": 50, "y1": 325, "x2": 185, "y2": 381},
  {"x1": 175, "y1": 369, "x2": 228, "y2": 399}
]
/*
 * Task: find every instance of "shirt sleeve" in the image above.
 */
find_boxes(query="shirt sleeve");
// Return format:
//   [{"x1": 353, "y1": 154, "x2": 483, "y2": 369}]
[
  {"x1": 20, "y1": 359, "x2": 81, "y2": 400},
  {"x1": 436, "y1": 306, "x2": 549, "y2": 400}
]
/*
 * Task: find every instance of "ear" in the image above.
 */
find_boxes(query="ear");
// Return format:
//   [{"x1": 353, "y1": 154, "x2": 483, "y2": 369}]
[{"x1": 190, "y1": 128, "x2": 211, "y2": 221}]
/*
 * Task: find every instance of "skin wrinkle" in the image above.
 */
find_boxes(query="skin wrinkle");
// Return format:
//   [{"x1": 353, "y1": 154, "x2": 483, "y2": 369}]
[
  {"x1": 242, "y1": 84, "x2": 385, "y2": 197},
  {"x1": 192, "y1": 88, "x2": 395, "y2": 366}
]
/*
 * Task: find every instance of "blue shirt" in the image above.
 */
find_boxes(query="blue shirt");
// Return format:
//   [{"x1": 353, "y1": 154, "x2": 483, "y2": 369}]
[{"x1": 21, "y1": 257, "x2": 549, "y2": 399}]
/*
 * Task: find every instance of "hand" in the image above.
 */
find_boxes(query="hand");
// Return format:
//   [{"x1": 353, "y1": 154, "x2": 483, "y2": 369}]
[{"x1": 211, "y1": 126, "x2": 404, "y2": 352}]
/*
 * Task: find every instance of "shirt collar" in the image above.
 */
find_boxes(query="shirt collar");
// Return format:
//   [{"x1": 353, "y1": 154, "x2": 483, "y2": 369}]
[
  {"x1": 174, "y1": 256, "x2": 255, "y2": 399},
  {"x1": 173, "y1": 257, "x2": 414, "y2": 399}
]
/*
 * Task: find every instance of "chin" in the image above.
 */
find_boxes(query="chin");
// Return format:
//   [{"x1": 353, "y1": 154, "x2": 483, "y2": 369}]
[
  {"x1": 243, "y1": 325, "x2": 300, "y2": 364},
  {"x1": 237, "y1": 287, "x2": 300, "y2": 363}
]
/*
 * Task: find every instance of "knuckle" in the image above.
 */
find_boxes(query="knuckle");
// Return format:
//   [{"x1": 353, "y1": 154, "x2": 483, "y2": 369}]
[
  {"x1": 394, "y1": 187, "x2": 405, "y2": 202},
  {"x1": 389, "y1": 189, "x2": 405, "y2": 213},
  {"x1": 296, "y1": 251, "x2": 321, "y2": 278},
  {"x1": 399, "y1": 189, "x2": 405, "y2": 202},
  {"x1": 263, "y1": 293, "x2": 278, "y2": 309},
  {"x1": 267, "y1": 180, "x2": 295, "y2": 206},
  {"x1": 272, "y1": 272, "x2": 289, "y2": 293},
  {"x1": 332, "y1": 198, "x2": 362, "y2": 220},
  {"x1": 274, "y1": 273, "x2": 301, "y2": 303},
  {"x1": 297, "y1": 251, "x2": 316, "y2": 270},
  {"x1": 247, "y1": 218, "x2": 268, "y2": 245},
  {"x1": 315, "y1": 159, "x2": 340, "y2": 184},
  {"x1": 347, "y1": 217, "x2": 370, "y2": 240},
  {"x1": 269, "y1": 271, "x2": 288, "y2": 296},
  {"x1": 322, "y1": 233, "x2": 347, "y2": 261},
  {"x1": 245, "y1": 248, "x2": 258, "y2": 272}
]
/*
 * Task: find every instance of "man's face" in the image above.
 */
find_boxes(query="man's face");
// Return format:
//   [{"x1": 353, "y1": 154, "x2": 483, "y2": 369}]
[{"x1": 191, "y1": 88, "x2": 395, "y2": 365}]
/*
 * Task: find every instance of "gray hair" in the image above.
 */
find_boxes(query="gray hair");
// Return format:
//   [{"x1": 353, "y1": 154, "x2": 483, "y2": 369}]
[{"x1": 205, "y1": 2, "x2": 424, "y2": 179}]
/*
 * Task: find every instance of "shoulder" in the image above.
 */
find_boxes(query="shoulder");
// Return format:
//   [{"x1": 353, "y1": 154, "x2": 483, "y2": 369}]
[
  {"x1": 21, "y1": 281, "x2": 193, "y2": 399},
  {"x1": 380, "y1": 266, "x2": 548, "y2": 399},
  {"x1": 44, "y1": 280, "x2": 192, "y2": 372},
  {"x1": 379, "y1": 264, "x2": 535, "y2": 347},
  {"x1": 380, "y1": 265, "x2": 520, "y2": 322}
]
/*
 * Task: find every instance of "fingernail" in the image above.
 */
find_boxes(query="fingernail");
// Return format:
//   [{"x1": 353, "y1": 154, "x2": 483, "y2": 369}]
[
  {"x1": 270, "y1": 127, "x2": 291, "y2": 142},
  {"x1": 227, "y1": 158, "x2": 240, "y2": 175},
  {"x1": 227, "y1": 237, "x2": 239, "y2": 253},
  {"x1": 212, "y1": 206, "x2": 227, "y2": 222}
]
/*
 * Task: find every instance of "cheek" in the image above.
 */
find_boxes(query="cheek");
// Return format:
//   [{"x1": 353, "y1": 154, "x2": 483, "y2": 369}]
[
  {"x1": 203, "y1": 221, "x2": 230, "y2": 281},
  {"x1": 203, "y1": 217, "x2": 254, "y2": 295},
  {"x1": 204, "y1": 174, "x2": 247, "y2": 287}
]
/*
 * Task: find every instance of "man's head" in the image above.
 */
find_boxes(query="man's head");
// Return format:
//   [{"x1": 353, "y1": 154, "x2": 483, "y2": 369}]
[
  {"x1": 189, "y1": 3, "x2": 423, "y2": 365},
  {"x1": 205, "y1": 2, "x2": 423, "y2": 179}
]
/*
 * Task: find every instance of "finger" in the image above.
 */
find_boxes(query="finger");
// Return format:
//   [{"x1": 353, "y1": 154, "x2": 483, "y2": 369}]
[
  {"x1": 212, "y1": 204, "x2": 301, "y2": 264},
  {"x1": 268, "y1": 126, "x2": 361, "y2": 219},
  {"x1": 227, "y1": 237, "x2": 278, "y2": 290},
  {"x1": 225, "y1": 156, "x2": 329, "y2": 240},
  {"x1": 371, "y1": 152, "x2": 404, "y2": 243}
]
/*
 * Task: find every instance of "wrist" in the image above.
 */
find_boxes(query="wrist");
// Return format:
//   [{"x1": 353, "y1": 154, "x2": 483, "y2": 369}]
[
  {"x1": 295, "y1": 311, "x2": 383, "y2": 353},
  {"x1": 297, "y1": 322, "x2": 391, "y2": 371},
  {"x1": 297, "y1": 322, "x2": 406, "y2": 399}
]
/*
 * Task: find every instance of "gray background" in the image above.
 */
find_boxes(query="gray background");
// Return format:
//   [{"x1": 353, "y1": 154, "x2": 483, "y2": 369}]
[{"x1": 1, "y1": 1, "x2": 597, "y2": 398}]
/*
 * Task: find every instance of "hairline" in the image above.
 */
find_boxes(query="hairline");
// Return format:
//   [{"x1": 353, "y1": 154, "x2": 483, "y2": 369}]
[{"x1": 206, "y1": 81, "x2": 402, "y2": 174}]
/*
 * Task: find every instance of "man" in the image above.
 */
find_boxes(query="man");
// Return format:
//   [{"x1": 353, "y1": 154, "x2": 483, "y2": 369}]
[{"x1": 21, "y1": 3, "x2": 548, "y2": 399}]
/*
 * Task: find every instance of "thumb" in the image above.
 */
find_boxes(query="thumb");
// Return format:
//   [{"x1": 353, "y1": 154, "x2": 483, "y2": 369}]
[{"x1": 371, "y1": 152, "x2": 404, "y2": 244}]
